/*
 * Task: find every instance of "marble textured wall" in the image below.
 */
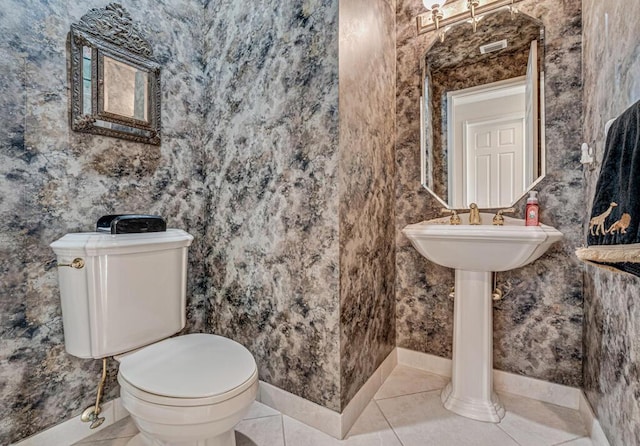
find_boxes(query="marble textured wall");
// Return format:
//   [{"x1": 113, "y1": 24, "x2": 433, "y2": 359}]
[
  {"x1": 582, "y1": 0, "x2": 640, "y2": 444},
  {"x1": 202, "y1": 0, "x2": 343, "y2": 411},
  {"x1": 338, "y1": 0, "x2": 396, "y2": 409},
  {"x1": 202, "y1": 0, "x2": 397, "y2": 413},
  {"x1": 396, "y1": 0, "x2": 584, "y2": 386},
  {"x1": 0, "y1": 1, "x2": 206, "y2": 443}
]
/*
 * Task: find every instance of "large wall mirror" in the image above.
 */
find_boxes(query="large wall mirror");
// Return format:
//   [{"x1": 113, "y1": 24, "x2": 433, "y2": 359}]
[
  {"x1": 421, "y1": 9, "x2": 545, "y2": 209},
  {"x1": 70, "y1": 3, "x2": 161, "y2": 145}
]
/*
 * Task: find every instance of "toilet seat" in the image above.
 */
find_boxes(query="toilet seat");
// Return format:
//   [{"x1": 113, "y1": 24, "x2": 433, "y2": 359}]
[{"x1": 118, "y1": 333, "x2": 258, "y2": 407}]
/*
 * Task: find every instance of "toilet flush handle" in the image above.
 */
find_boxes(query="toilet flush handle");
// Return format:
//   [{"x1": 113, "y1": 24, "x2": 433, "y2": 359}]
[{"x1": 57, "y1": 258, "x2": 85, "y2": 269}]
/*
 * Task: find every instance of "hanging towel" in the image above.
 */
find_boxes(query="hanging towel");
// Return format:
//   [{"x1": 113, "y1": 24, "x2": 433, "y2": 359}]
[{"x1": 576, "y1": 99, "x2": 640, "y2": 276}]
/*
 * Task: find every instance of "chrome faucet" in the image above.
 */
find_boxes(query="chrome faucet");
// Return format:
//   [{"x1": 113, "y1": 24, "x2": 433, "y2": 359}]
[{"x1": 468, "y1": 203, "x2": 481, "y2": 225}]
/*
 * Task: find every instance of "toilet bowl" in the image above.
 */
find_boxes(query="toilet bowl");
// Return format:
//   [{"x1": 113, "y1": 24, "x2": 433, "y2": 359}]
[{"x1": 117, "y1": 333, "x2": 259, "y2": 446}]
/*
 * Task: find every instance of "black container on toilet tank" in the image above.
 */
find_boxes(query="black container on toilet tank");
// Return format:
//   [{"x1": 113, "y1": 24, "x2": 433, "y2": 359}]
[{"x1": 96, "y1": 214, "x2": 166, "y2": 234}]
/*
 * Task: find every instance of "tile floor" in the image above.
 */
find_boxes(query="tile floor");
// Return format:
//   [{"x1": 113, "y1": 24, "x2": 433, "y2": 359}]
[{"x1": 74, "y1": 366, "x2": 593, "y2": 446}]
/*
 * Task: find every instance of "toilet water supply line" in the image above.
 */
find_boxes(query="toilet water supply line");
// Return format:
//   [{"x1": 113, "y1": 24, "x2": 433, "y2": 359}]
[{"x1": 81, "y1": 357, "x2": 108, "y2": 429}]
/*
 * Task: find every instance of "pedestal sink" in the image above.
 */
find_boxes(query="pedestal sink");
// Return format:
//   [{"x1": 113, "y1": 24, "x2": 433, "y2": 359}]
[{"x1": 402, "y1": 212, "x2": 563, "y2": 422}]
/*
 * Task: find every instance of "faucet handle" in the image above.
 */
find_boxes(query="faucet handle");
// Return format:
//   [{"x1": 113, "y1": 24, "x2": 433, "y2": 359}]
[
  {"x1": 492, "y1": 207, "x2": 516, "y2": 226},
  {"x1": 441, "y1": 208, "x2": 461, "y2": 225}
]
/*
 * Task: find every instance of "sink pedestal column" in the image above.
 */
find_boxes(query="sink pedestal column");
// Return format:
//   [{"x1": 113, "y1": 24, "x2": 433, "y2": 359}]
[{"x1": 441, "y1": 270, "x2": 505, "y2": 423}]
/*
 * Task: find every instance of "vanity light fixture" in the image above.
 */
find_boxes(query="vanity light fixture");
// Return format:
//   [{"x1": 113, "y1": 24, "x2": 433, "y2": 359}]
[
  {"x1": 468, "y1": 0, "x2": 480, "y2": 32},
  {"x1": 422, "y1": 0, "x2": 448, "y2": 31},
  {"x1": 417, "y1": 0, "x2": 523, "y2": 36}
]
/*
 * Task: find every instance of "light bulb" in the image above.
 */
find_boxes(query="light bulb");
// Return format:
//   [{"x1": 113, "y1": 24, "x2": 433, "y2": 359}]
[{"x1": 422, "y1": 0, "x2": 447, "y2": 11}]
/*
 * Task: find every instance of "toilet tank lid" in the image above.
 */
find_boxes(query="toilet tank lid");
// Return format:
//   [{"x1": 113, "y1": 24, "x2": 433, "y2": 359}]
[
  {"x1": 50, "y1": 229, "x2": 193, "y2": 256},
  {"x1": 118, "y1": 334, "x2": 257, "y2": 399}
]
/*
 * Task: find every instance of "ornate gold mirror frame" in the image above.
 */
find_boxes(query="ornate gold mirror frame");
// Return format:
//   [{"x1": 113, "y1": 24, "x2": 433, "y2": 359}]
[{"x1": 69, "y1": 3, "x2": 161, "y2": 145}]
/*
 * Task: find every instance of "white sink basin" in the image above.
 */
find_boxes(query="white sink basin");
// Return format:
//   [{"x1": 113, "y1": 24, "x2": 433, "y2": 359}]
[
  {"x1": 402, "y1": 211, "x2": 563, "y2": 423},
  {"x1": 402, "y1": 212, "x2": 563, "y2": 272}
]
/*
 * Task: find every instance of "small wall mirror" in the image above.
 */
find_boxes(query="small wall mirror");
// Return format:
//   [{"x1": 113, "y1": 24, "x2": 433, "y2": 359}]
[
  {"x1": 70, "y1": 3, "x2": 161, "y2": 145},
  {"x1": 421, "y1": 9, "x2": 545, "y2": 209}
]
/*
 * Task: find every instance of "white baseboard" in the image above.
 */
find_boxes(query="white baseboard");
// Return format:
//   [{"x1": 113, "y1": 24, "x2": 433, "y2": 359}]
[
  {"x1": 397, "y1": 346, "x2": 452, "y2": 377},
  {"x1": 12, "y1": 398, "x2": 129, "y2": 446},
  {"x1": 397, "y1": 347, "x2": 582, "y2": 410},
  {"x1": 578, "y1": 391, "x2": 612, "y2": 446},
  {"x1": 339, "y1": 347, "x2": 397, "y2": 438},
  {"x1": 493, "y1": 368, "x2": 581, "y2": 409},
  {"x1": 259, "y1": 348, "x2": 397, "y2": 439},
  {"x1": 259, "y1": 381, "x2": 342, "y2": 438}
]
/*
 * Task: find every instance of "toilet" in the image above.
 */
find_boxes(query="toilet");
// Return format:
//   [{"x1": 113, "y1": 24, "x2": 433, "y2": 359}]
[{"x1": 50, "y1": 229, "x2": 258, "y2": 446}]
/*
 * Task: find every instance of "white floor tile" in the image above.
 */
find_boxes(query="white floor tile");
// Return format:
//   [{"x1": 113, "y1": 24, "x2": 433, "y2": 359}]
[
  {"x1": 497, "y1": 392, "x2": 588, "y2": 446},
  {"x1": 376, "y1": 390, "x2": 519, "y2": 446},
  {"x1": 554, "y1": 437, "x2": 594, "y2": 445},
  {"x1": 75, "y1": 435, "x2": 133, "y2": 446},
  {"x1": 344, "y1": 401, "x2": 403, "y2": 445},
  {"x1": 74, "y1": 418, "x2": 138, "y2": 444},
  {"x1": 374, "y1": 365, "x2": 449, "y2": 400},
  {"x1": 74, "y1": 437, "x2": 135, "y2": 446},
  {"x1": 235, "y1": 415, "x2": 285, "y2": 446},
  {"x1": 243, "y1": 401, "x2": 281, "y2": 420},
  {"x1": 283, "y1": 401, "x2": 402, "y2": 446},
  {"x1": 282, "y1": 416, "x2": 344, "y2": 446}
]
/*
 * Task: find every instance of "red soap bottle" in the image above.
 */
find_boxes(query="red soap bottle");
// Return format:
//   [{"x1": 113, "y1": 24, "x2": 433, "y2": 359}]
[{"x1": 525, "y1": 191, "x2": 539, "y2": 226}]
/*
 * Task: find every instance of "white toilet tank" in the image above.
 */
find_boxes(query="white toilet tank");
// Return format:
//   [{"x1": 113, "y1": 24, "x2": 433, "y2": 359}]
[{"x1": 50, "y1": 229, "x2": 194, "y2": 359}]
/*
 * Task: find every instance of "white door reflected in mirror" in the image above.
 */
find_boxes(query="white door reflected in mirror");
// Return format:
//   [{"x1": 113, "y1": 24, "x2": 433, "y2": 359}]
[{"x1": 449, "y1": 78, "x2": 527, "y2": 208}]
